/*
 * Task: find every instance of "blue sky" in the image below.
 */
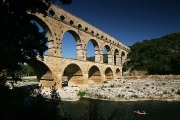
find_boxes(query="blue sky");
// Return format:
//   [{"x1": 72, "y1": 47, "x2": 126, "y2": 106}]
[{"x1": 49, "y1": 0, "x2": 180, "y2": 58}]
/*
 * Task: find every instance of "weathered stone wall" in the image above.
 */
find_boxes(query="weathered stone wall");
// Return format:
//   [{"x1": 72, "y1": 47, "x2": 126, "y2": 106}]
[{"x1": 38, "y1": 56, "x2": 123, "y2": 88}]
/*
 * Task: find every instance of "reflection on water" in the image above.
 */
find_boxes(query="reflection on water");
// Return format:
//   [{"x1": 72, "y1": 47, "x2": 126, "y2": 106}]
[{"x1": 60, "y1": 98, "x2": 180, "y2": 120}]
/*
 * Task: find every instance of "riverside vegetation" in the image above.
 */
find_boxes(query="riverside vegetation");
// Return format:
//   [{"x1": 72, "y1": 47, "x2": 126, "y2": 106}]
[
  {"x1": 124, "y1": 32, "x2": 180, "y2": 75},
  {"x1": 2, "y1": 32, "x2": 180, "y2": 119},
  {"x1": 1, "y1": 0, "x2": 180, "y2": 118}
]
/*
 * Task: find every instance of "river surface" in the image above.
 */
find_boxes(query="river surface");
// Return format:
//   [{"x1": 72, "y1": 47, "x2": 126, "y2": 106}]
[{"x1": 60, "y1": 98, "x2": 180, "y2": 120}]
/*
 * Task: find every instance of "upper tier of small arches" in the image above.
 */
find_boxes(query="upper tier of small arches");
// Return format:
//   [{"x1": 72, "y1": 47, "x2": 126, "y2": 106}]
[{"x1": 51, "y1": 4, "x2": 130, "y2": 52}]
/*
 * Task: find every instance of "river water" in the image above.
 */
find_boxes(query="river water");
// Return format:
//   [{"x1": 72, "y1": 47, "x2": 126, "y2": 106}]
[{"x1": 60, "y1": 98, "x2": 180, "y2": 120}]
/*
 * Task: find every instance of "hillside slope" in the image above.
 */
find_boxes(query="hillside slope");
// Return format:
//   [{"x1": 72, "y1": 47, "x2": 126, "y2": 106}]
[{"x1": 126, "y1": 32, "x2": 180, "y2": 75}]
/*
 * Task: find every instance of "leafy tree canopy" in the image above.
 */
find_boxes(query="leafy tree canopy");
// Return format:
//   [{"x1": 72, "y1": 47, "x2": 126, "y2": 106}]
[
  {"x1": 0, "y1": 0, "x2": 72, "y2": 72},
  {"x1": 126, "y1": 32, "x2": 180, "y2": 75}
]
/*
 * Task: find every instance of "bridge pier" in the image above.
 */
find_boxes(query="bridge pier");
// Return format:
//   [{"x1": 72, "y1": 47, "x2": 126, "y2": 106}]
[{"x1": 82, "y1": 73, "x2": 89, "y2": 87}]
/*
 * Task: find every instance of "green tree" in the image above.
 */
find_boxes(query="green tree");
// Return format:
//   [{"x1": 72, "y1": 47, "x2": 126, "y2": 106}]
[
  {"x1": 0, "y1": 0, "x2": 72, "y2": 72},
  {"x1": 126, "y1": 32, "x2": 180, "y2": 75},
  {"x1": 0, "y1": 0, "x2": 73, "y2": 119}
]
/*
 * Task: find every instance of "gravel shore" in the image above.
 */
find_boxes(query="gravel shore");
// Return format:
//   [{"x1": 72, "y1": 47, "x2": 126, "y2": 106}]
[
  {"x1": 82, "y1": 78, "x2": 180, "y2": 101},
  {"x1": 7, "y1": 78, "x2": 180, "y2": 101}
]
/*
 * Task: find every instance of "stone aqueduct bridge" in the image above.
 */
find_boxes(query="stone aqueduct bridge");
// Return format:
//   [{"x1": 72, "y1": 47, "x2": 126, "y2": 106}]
[{"x1": 28, "y1": 4, "x2": 130, "y2": 89}]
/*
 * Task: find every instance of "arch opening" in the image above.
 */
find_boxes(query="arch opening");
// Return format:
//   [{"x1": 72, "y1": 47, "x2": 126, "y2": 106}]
[
  {"x1": 121, "y1": 52, "x2": 125, "y2": 65},
  {"x1": 103, "y1": 45, "x2": 112, "y2": 64},
  {"x1": 86, "y1": 39, "x2": 100, "y2": 62},
  {"x1": 116, "y1": 68, "x2": 121, "y2": 77},
  {"x1": 114, "y1": 49, "x2": 119, "y2": 65},
  {"x1": 62, "y1": 64, "x2": 83, "y2": 87},
  {"x1": 60, "y1": 15, "x2": 65, "y2": 21},
  {"x1": 29, "y1": 15, "x2": 52, "y2": 56},
  {"x1": 85, "y1": 27, "x2": 88, "y2": 31},
  {"x1": 70, "y1": 20, "x2": 74, "y2": 25},
  {"x1": 78, "y1": 24, "x2": 82, "y2": 29},
  {"x1": 25, "y1": 59, "x2": 54, "y2": 87},
  {"x1": 105, "y1": 67, "x2": 113, "y2": 81},
  {"x1": 88, "y1": 66, "x2": 101, "y2": 84},
  {"x1": 61, "y1": 30, "x2": 82, "y2": 59}
]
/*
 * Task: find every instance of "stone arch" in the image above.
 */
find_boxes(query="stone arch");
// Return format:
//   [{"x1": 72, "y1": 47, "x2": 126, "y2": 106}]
[
  {"x1": 85, "y1": 27, "x2": 88, "y2": 31},
  {"x1": 29, "y1": 15, "x2": 53, "y2": 55},
  {"x1": 105, "y1": 67, "x2": 113, "y2": 81},
  {"x1": 61, "y1": 29, "x2": 83, "y2": 60},
  {"x1": 102, "y1": 45, "x2": 113, "y2": 64},
  {"x1": 62, "y1": 63, "x2": 83, "y2": 87},
  {"x1": 116, "y1": 68, "x2": 121, "y2": 76},
  {"x1": 60, "y1": 15, "x2": 65, "y2": 21},
  {"x1": 114, "y1": 49, "x2": 120, "y2": 65},
  {"x1": 121, "y1": 51, "x2": 126, "y2": 65},
  {"x1": 86, "y1": 39, "x2": 100, "y2": 62},
  {"x1": 78, "y1": 24, "x2": 82, "y2": 29},
  {"x1": 88, "y1": 65, "x2": 101, "y2": 84},
  {"x1": 26, "y1": 59, "x2": 54, "y2": 87},
  {"x1": 70, "y1": 20, "x2": 74, "y2": 25}
]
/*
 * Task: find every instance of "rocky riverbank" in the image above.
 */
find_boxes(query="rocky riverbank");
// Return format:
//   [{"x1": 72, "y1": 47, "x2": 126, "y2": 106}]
[
  {"x1": 7, "y1": 77, "x2": 180, "y2": 101},
  {"x1": 81, "y1": 78, "x2": 180, "y2": 101}
]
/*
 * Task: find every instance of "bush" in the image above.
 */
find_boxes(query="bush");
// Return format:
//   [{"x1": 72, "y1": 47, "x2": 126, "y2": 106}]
[
  {"x1": 103, "y1": 81, "x2": 108, "y2": 84},
  {"x1": 110, "y1": 84, "x2": 114, "y2": 88},
  {"x1": 131, "y1": 95, "x2": 138, "y2": 98},
  {"x1": 162, "y1": 83, "x2": 166, "y2": 85},
  {"x1": 176, "y1": 90, "x2": 180, "y2": 95},
  {"x1": 117, "y1": 94, "x2": 121, "y2": 97},
  {"x1": 77, "y1": 91, "x2": 86, "y2": 98}
]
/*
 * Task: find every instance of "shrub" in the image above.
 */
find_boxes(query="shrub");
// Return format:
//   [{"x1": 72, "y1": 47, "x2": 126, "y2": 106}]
[
  {"x1": 131, "y1": 95, "x2": 138, "y2": 98},
  {"x1": 176, "y1": 90, "x2": 180, "y2": 95},
  {"x1": 103, "y1": 81, "x2": 108, "y2": 84},
  {"x1": 110, "y1": 84, "x2": 114, "y2": 88},
  {"x1": 117, "y1": 94, "x2": 121, "y2": 97},
  {"x1": 77, "y1": 91, "x2": 86, "y2": 98},
  {"x1": 162, "y1": 83, "x2": 166, "y2": 85},
  {"x1": 126, "y1": 86, "x2": 130, "y2": 89}
]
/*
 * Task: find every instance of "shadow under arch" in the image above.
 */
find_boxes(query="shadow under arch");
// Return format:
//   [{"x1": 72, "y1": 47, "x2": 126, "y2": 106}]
[
  {"x1": 121, "y1": 51, "x2": 125, "y2": 65},
  {"x1": 116, "y1": 68, "x2": 121, "y2": 78},
  {"x1": 105, "y1": 67, "x2": 113, "y2": 81},
  {"x1": 88, "y1": 65, "x2": 101, "y2": 84},
  {"x1": 63, "y1": 63, "x2": 83, "y2": 87},
  {"x1": 114, "y1": 49, "x2": 119, "y2": 65},
  {"x1": 28, "y1": 15, "x2": 53, "y2": 55},
  {"x1": 61, "y1": 30, "x2": 82, "y2": 59},
  {"x1": 25, "y1": 59, "x2": 53, "y2": 82},
  {"x1": 103, "y1": 45, "x2": 112, "y2": 64}
]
